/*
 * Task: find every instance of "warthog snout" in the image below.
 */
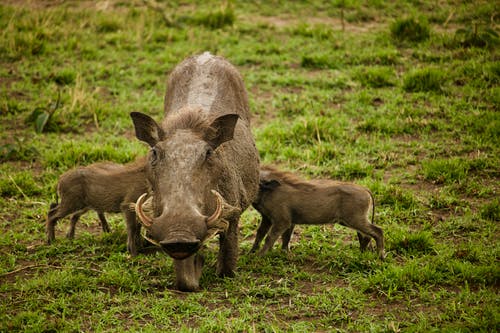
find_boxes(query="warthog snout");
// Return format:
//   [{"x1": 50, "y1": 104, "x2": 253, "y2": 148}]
[
  {"x1": 160, "y1": 237, "x2": 201, "y2": 260},
  {"x1": 134, "y1": 190, "x2": 225, "y2": 259}
]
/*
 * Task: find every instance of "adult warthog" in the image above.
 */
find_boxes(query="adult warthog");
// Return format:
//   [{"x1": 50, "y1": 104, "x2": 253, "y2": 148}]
[
  {"x1": 130, "y1": 52, "x2": 259, "y2": 291},
  {"x1": 251, "y1": 165, "x2": 385, "y2": 259}
]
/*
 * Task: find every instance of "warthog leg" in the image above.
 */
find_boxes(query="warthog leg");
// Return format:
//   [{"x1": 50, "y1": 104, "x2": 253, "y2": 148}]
[
  {"x1": 47, "y1": 203, "x2": 85, "y2": 244},
  {"x1": 66, "y1": 210, "x2": 86, "y2": 239},
  {"x1": 250, "y1": 215, "x2": 272, "y2": 253},
  {"x1": 369, "y1": 224, "x2": 385, "y2": 259},
  {"x1": 66, "y1": 210, "x2": 109, "y2": 240},
  {"x1": 46, "y1": 205, "x2": 59, "y2": 244},
  {"x1": 281, "y1": 224, "x2": 296, "y2": 251},
  {"x1": 352, "y1": 221, "x2": 385, "y2": 259},
  {"x1": 357, "y1": 232, "x2": 372, "y2": 252},
  {"x1": 98, "y1": 212, "x2": 111, "y2": 233},
  {"x1": 217, "y1": 218, "x2": 239, "y2": 277},
  {"x1": 122, "y1": 205, "x2": 142, "y2": 256},
  {"x1": 258, "y1": 219, "x2": 291, "y2": 256}
]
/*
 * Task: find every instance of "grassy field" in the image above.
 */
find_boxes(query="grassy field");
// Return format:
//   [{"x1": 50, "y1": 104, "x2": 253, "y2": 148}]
[{"x1": 1, "y1": 0, "x2": 499, "y2": 331}]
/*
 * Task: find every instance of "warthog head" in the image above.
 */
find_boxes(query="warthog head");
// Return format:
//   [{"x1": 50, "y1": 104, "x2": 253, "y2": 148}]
[{"x1": 130, "y1": 108, "x2": 238, "y2": 260}]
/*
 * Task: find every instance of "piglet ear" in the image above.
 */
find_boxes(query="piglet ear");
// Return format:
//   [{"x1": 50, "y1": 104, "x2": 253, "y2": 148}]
[
  {"x1": 130, "y1": 112, "x2": 165, "y2": 147},
  {"x1": 260, "y1": 179, "x2": 281, "y2": 191},
  {"x1": 205, "y1": 114, "x2": 239, "y2": 149}
]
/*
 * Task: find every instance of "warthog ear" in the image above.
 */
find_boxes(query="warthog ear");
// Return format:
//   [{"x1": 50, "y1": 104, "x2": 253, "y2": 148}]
[
  {"x1": 205, "y1": 114, "x2": 239, "y2": 149},
  {"x1": 260, "y1": 179, "x2": 280, "y2": 191},
  {"x1": 130, "y1": 112, "x2": 165, "y2": 147}
]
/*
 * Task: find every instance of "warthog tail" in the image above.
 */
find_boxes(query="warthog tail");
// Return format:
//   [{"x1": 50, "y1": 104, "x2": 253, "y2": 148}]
[{"x1": 368, "y1": 190, "x2": 375, "y2": 225}]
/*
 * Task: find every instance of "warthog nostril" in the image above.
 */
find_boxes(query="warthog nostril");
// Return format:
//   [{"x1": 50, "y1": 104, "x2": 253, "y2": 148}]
[{"x1": 160, "y1": 239, "x2": 201, "y2": 260}]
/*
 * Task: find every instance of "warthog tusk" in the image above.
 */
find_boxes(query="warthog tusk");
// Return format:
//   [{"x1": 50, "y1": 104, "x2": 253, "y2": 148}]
[
  {"x1": 207, "y1": 190, "x2": 223, "y2": 226},
  {"x1": 137, "y1": 190, "x2": 239, "y2": 248},
  {"x1": 202, "y1": 190, "x2": 238, "y2": 244},
  {"x1": 135, "y1": 193, "x2": 153, "y2": 228}
]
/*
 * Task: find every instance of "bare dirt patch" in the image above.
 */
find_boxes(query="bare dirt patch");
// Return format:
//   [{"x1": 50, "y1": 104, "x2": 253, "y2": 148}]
[
  {"x1": 246, "y1": 14, "x2": 384, "y2": 33},
  {"x1": 2, "y1": 0, "x2": 122, "y2": 11}
]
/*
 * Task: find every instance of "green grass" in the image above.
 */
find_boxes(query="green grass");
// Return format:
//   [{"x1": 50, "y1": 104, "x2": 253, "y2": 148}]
[
  {"x1": 390, "y1": 16, "x2": 430, "y2": 43},
  {"x1": 1, "y1": 0, "x2": 499, "y2": 331},
  {"x1": 354, "y1": 66, "x2": 396, "y2": 88},
  {"x1": 403, "y1": 67, "x2": 444, "y2": 92}
]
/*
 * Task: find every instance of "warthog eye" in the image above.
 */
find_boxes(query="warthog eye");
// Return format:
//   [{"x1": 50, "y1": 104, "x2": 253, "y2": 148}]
[{"x1": 205, "y1": 147, "x2": 213, "y2": 161}]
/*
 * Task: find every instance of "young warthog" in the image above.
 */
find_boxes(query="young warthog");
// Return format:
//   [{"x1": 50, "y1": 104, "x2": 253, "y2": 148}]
[
  {"x1": 46, "y1": 158, "x2": 148, "y2": 255},
  {"x1": 251, "y1": 165, "x2": 385, "y2": 259}
]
